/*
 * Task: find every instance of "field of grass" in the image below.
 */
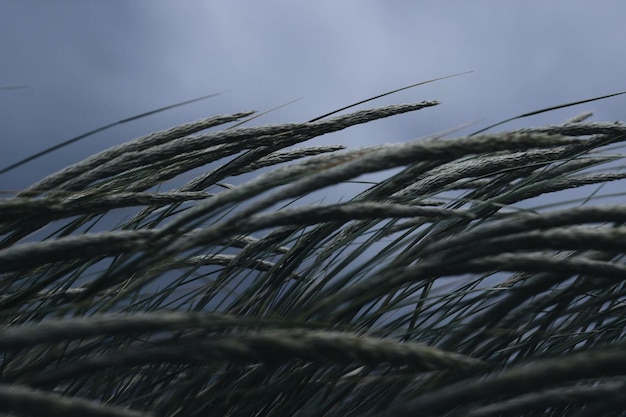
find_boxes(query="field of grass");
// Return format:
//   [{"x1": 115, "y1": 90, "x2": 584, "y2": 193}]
[{"x1": 1, "y1": 84, "x2": 626, "y2": 416}]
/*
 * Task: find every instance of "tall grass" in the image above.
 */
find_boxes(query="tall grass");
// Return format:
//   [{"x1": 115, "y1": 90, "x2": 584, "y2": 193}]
[{"x1": 1, "y1": 85, "x2": 626, "y2": 417}]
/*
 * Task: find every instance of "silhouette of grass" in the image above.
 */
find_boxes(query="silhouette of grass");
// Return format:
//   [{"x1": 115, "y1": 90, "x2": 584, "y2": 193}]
[{"x1": 1, "y1": 81, "x2": 626, "y2": 416}]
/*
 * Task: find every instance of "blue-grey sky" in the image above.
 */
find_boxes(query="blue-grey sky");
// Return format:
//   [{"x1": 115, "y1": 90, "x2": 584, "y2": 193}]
[{"x1": 2, "y1": 1, "x2": 626, "y2": 192}]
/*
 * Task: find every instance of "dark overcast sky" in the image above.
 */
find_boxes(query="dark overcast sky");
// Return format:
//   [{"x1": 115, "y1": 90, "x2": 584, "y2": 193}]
[{"x1": 2, "y1": 1, "x2": 626, "y2": 192}]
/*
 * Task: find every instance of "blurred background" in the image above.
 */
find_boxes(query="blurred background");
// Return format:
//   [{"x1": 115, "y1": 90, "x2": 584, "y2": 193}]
[{"x1": 2, "y1": 1, "x2": 625, "y2": 192}]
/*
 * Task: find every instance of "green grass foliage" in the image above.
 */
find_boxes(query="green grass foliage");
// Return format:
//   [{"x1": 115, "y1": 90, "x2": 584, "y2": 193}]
[{"x1": 2, "y1": 85, "x2": 626, "y2": 416}]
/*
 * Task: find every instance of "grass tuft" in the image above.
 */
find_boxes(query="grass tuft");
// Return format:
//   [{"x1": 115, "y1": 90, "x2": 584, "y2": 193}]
[{"x1": 1, "y1": 85, "x2": 626, "y2": 416}]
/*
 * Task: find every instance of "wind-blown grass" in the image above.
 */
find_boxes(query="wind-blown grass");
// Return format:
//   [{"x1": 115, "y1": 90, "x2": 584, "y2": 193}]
[{"x1": 1, "y1": 87, "x2": 626, "y2": 417}]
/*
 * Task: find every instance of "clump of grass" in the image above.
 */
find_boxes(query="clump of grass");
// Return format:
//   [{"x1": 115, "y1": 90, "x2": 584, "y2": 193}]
[{"x1": 1, "y1": 83, "x2": 626, "y2": 417}]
